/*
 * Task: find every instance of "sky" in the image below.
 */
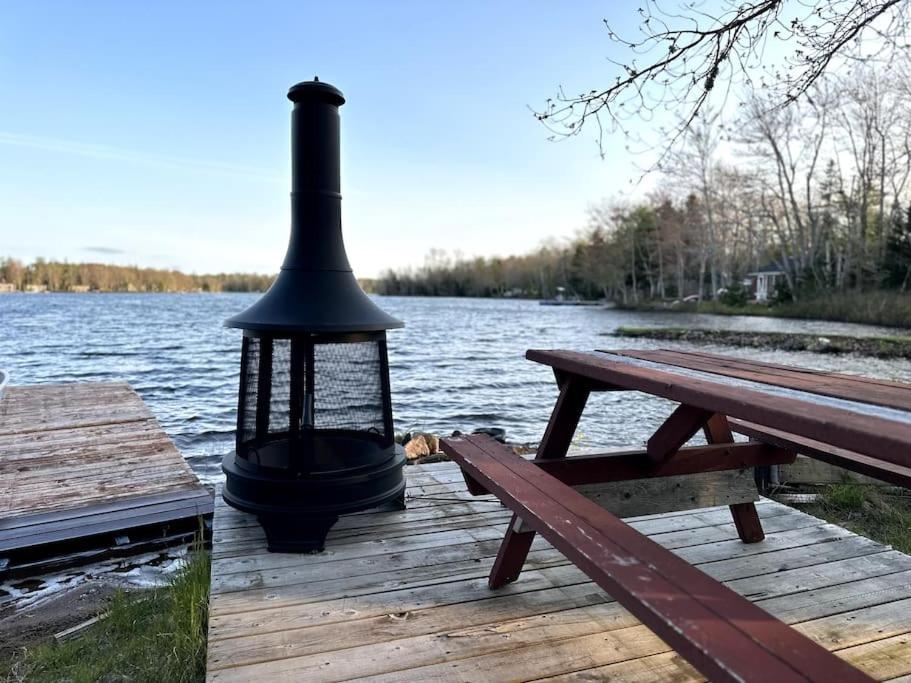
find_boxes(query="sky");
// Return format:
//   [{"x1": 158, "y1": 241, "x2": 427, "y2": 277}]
[{"x1": 0, "y1": 1, "x2": 652, "y2": 277}]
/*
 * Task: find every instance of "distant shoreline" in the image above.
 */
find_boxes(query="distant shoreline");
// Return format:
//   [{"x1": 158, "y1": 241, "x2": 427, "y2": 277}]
[
  {"x1": 0, "y1": 289, "x2": 266, "y2": 294},
  {"x1": 0, "y1": 257, "x2": 276, "y2": 295},
  {"x1": 0, "y1": 258, "x2": 390, "y2": 295},
  {"x1": 6, "y1": 288, "x2": 911, "y2": 332}
]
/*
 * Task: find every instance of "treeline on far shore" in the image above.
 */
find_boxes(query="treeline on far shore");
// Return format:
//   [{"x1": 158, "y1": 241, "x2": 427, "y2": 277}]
[
  {"x1": 378, "y1": 58, "x2": 911, "y2": 311},
  {"x1": 0, "y1": 258, "x2": 274, "y2": 293}
]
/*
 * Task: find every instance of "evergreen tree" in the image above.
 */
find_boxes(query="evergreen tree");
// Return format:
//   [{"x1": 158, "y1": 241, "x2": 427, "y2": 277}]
[{"x1": 884, "y1": 204, "x2": 911, "y2": 290}]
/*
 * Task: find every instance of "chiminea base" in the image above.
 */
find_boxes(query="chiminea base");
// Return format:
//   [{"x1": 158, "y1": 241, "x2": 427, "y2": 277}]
[
  {"x1": 258, "y1": 515, "x2": 339, "y2": 553},
  {"x1": 256, "y1": 491, "x2": 406, "y2": 553},
  {"x1": 221, "y1": 444, "x2": 407, "y2": 553}
]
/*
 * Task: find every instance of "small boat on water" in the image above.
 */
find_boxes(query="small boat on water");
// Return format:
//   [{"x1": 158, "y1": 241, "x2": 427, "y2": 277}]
[
  {"x1": 539, "y1": 287, "x2": 604, "y2": 306},
  {"x1": 539, "y1": 299, "x2": 603, "y2": 306}
]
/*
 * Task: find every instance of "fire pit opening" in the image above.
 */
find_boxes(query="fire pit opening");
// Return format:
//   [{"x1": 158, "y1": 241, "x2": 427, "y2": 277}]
[{"x1": 235, "y1": 332, "x2": 394, "y2": 471}]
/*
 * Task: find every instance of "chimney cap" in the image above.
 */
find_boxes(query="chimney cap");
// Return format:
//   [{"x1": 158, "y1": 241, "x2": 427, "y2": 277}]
[{"x1": 287, "y1": 79, "x2": 345, "y2": 106}]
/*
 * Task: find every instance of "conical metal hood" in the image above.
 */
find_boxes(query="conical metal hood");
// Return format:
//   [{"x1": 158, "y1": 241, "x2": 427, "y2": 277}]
[{"x1": 225, "y1": 79, "x2": 403, "y2": 333}]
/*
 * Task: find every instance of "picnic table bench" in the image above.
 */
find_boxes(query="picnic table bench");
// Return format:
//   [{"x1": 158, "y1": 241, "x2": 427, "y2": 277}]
[{"x1": 442, "y1": 348, "x2": 911, "y2": 683}]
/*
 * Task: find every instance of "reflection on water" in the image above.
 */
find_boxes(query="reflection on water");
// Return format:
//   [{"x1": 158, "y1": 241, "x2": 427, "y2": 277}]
[{"x1": 2, "y1": 292, "x2": 909, "y2": 484}]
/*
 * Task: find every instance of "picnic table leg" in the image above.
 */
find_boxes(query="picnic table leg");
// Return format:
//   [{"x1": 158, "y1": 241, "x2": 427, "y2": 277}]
[
  {"x1": 489, "y1": 514, "x2": 536, "y2": 588},
  {"x1": 536, "y1": 374, "x2": 591, "y2": 460},
  {"x1": 704, "y1": 414, "x2": 765, "y2": 543},
  {"x1": 488, "y1": 377, "x2": 591, "y2": 589}
]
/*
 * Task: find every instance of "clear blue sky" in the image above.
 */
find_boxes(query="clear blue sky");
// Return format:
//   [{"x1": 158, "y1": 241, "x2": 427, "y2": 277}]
[{"x1": 0, "y1": 1, "x2": 648, "y2": 277}]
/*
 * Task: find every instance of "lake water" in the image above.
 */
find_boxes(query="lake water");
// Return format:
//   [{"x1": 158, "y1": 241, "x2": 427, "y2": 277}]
[{"x1": 2, "y1": 292, "x2": 910, "y2": 485}]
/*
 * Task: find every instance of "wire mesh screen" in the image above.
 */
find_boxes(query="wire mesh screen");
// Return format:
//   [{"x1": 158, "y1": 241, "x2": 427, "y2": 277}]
[
  {"x1": 268, "y1": 339, "x2": 292, "y2": 434},
  {"x1": 313, "y1": 341, "x2": 385, "y2": 435},
  {"x1": 237, "y1": 335, "x2": 389, "y2": 456},
  {"x1": 240, "y1": 337, "x2": 260, "y2": 443}
]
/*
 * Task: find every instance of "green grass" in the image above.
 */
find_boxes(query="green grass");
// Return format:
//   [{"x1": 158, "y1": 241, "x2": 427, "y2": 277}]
[
  {"x1": 824, "y1": 483, "x2": 868, "y2": 509},
  {"x1": 793, "y1": 483, "x2": 911, "y2": 555},
  {"x1": 619, "y1": 290, "x2": 911, "y2": 329},
  {"x1": 3, "y1": 547, "x2": 210, "y2": 683},
  {"x1": 611, "y1": 326, "x2": 911, "y2": 358},
  {"x1": 773, "y1": 291, "x2": 911, "y2": 328}
]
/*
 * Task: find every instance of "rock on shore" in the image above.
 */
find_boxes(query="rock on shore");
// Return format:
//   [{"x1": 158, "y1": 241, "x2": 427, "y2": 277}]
[{"x1": 399, "y1": 429, "x2": 532, "y2": 465}]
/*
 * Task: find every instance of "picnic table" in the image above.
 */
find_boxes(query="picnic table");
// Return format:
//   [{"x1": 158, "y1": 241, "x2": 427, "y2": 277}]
[{"x1": 442, "y1": 348, "x2": 911, "y2": 683}]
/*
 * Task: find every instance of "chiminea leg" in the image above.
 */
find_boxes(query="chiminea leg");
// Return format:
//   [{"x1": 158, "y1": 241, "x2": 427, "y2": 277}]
[{"x1": 258, "y1": 515, "x2": 338, "y2": 553}]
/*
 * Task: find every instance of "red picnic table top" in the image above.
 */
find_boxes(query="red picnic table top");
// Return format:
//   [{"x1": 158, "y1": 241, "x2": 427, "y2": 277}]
[{"x1": 530, "y1": 348, "x2": 911, "y2": 470}]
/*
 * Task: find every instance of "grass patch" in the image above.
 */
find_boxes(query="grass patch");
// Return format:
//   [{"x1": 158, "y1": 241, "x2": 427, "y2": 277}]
[
  {"x1": 617, "y1": 290, "x2": 911, "y2": 329},
  {"x1": 824, "y1": 483, "x2": 867, "y2": 509},
  {"x1": 773, "y1": 291, "x2": 911, "y2": 328},
  {"x1": 611, "y1": 326, "x2": 911, "y2": 358},
  {"x1": 791, "y1": 483, "x2": 911, "y2": 555},
  {"x1": 3, "y1": 547, "x2": 210, "y2": 683}
]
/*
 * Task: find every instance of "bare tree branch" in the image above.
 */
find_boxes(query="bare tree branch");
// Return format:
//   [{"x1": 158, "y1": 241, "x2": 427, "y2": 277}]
[{"x1": 537, "y1": 0, "x2": 910, "y2": 165}]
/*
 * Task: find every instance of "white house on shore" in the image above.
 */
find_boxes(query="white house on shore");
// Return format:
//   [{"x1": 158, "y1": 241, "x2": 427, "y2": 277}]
[{"x1": 744, "y1": 262, "x2": 787, "y2": 302}]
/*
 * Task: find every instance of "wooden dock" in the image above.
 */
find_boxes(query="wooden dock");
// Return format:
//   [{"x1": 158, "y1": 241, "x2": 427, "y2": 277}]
[
  {"x1": 207, "y1": 461, "x2": 911, "y2": 682},
  {"x1": 0, "y1": 382, "x2": 213, "y2": 576}
]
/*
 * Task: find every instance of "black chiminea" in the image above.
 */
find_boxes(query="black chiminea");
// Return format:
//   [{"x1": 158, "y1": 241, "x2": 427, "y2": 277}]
[{"x1": 222, "y1": 79, "x2": 406, "y2": 553}]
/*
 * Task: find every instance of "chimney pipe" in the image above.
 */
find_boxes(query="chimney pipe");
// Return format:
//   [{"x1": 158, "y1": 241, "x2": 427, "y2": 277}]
[
  {"x1": 224, "y1": 79, "x2": 402, "y2": 333},
  {"x1": 283, "y1": 80, "x2": 349, "y2": 272}
]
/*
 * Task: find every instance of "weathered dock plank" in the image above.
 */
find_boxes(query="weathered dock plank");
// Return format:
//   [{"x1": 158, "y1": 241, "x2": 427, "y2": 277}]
[
  {"x1": 206, "y1": 461, "x2": 911, "y2": 682},
  {"x1": 0, "y1": 382, "x2": 213, "y2": 575}
]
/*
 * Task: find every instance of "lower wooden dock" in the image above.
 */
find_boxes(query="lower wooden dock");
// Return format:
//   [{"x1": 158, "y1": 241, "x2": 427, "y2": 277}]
[
  {"x1": 0, "y1": 382, "x2": 213, "y2": 576},
  {"x1": 207, "y1": 461, "x2": 911, "y2": 682}
]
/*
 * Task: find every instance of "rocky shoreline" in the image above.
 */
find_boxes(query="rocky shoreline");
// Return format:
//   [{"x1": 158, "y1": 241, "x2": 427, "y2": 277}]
[{"x1": 610, "y1": 326, "x2": 911, "y2": 359}]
